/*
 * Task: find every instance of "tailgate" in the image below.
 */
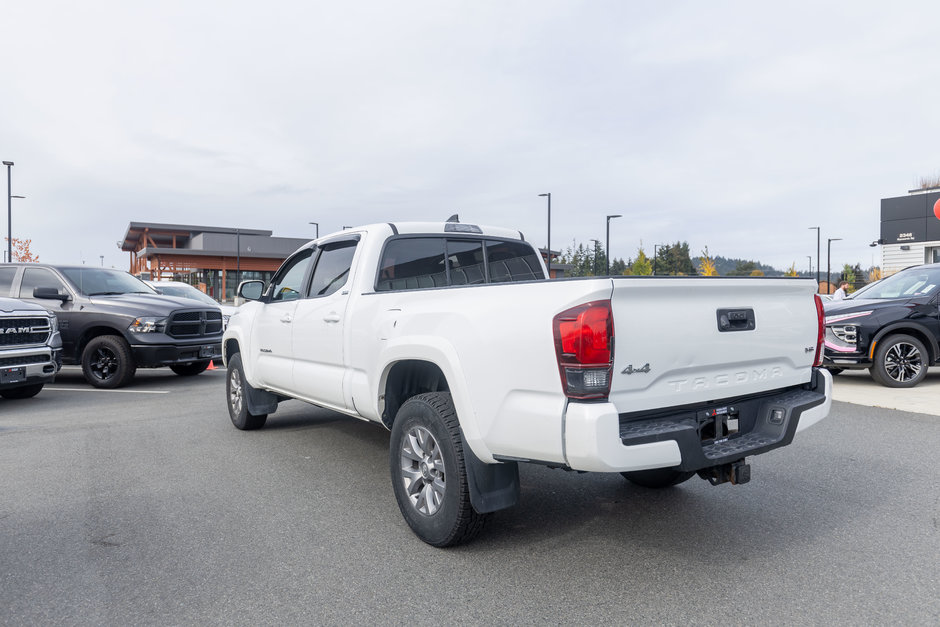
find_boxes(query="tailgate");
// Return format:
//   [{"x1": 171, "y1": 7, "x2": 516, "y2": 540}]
[{"x1": 608, "y1": 277, "x2": 819, "y2": 413}]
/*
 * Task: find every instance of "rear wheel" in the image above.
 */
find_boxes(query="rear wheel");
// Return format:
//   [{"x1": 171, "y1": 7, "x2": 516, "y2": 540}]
[
  {"x1": 81, "y1": 336, "x2": 136, "y2": 389},
  {"x1": 389, "y1": 392, "x2": 486, "y2": 547},
  {"x1": 170, "y1": 360, "x2": 211, "y2": 376},
  {"x1": 0, "y1": 384, "x2": 44, "y2": 399},
  {"x1": 621, "y1": 467, "x2": 695, "y2": 489},
  {"x1": 870, "y1": 334, "x2": 928, "y2": 388},
  {"x1": 226, "y1": 353, "x2": 267, "y2": 430}
]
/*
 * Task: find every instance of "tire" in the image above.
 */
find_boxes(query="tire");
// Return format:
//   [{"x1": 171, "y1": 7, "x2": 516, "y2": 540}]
[
  {"x1": 170, "y1": 360, "x2": 211, "y2": 376},
  {"x1": 870, "y1": 334, "x2": 929, "y2": 388},
  {"x1": 621, "y1": 467, "x2": 696, "y2": 489},
  {"x1": 81, "y1": 335, "x2": 136, "y2": 389},
  {"x1": 226, "y1": 353, "x2": 267, "y2": 430},
  {"x1": 0, "y1": 383, "x2": 44, "y2": 399},
  {"x1": 389, "y1": 392, "x2": 486, "y2": 547}
]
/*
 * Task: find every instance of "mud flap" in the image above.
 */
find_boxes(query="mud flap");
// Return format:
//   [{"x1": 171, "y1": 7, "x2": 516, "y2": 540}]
[{"x1": 460, "y1": 433, "x2": 520, "y2": 514}]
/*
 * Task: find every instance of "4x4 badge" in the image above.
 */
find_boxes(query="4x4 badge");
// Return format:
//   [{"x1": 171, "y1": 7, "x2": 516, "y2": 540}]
[{"x1": 622, "y1": 363, "x2": 650, "y2": 375}]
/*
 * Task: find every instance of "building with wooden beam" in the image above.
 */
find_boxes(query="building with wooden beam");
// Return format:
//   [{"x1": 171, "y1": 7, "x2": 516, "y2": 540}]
[{"x1": 120, "y1": 222, "x2": 309, "y2": 303}]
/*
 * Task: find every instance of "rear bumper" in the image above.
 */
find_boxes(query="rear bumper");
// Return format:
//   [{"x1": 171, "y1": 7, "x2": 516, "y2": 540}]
[{"x1": 564, "y1": 369, "x2": 832, "y2": 473}]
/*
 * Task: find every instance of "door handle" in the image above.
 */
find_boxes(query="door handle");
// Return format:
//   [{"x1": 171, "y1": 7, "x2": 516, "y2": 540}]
[
  {"x1": 280, "y1": 314, "x2": 293, "y2": 323},
  {"x1": 323, "y1": 313, "x2": 341, "y2": 323}
]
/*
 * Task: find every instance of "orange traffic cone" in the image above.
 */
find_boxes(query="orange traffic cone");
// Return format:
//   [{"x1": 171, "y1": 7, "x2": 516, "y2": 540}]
[{"x1": 207, "y1": 360, "x2": 216, "y2": 370}]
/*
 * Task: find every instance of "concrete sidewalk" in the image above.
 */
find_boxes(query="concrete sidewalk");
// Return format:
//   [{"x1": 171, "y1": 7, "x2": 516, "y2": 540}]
[{"x1": 829, "y1": 367, "x2": 940, "y2": 416}]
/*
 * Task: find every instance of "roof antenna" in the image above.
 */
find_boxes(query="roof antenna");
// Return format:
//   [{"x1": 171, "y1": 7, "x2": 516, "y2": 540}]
[{"x1": 446, "y1": 214, "x2": 459, "y2": 223}]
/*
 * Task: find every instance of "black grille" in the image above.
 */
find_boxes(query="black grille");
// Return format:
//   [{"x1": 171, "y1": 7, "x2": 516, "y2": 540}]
[
  {"x1": 0, "y1": 354, "x2": 49, "y2": 367},
  {"x1": 0, "y1": 317, "x2": 51, "y2": 347},
  {"x1": 167, "y1": 310, "x2": 224, "y2": 338}
]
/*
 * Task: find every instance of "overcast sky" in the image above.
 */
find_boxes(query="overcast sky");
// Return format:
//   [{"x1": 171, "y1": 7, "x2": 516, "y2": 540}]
[{"x1": 2, "y1": 1, "x2": 939, "y2": 273}]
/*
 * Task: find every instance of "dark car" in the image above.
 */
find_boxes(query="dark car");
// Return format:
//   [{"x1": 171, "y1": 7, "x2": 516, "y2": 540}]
[
  {"x1": 823, "y1": 263, "x2": 940, "y2": 387},
  {"x1": 0, "y1": 264, "x2": 223, "y2": 388}
]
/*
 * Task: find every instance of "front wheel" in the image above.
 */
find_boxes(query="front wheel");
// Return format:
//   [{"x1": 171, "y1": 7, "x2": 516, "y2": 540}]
[
  {"x1": 81, "y1": 336, "x2": 136, "y2": 389},
  {"x1": 870, "y1": 334, "x2": 928, "y2": 388},
  {"x1": 621, "y1": 467, "x2": 695, "y2": 489},
  {"x1": 389, "y1": 392, "x2": 486, "y2": 547},
  {"x1": 226, "y1": 353, "x2": 267, "y2": 430},
  {"x1": 170, "y1": 360, "x2": 211, "y2": 376},
  {"x1": 0, "y1": 384, "x2": 44, "y2": 399}
]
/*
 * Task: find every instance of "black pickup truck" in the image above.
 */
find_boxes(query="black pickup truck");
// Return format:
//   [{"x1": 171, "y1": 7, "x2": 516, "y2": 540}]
[{"x1": 0, "y1": 264, "x2": 223, "y2": 388}]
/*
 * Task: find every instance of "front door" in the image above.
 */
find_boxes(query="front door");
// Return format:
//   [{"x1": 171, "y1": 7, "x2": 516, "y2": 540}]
[{"x1": 291, "y1": 238, "x2": 359, "y2": 410}]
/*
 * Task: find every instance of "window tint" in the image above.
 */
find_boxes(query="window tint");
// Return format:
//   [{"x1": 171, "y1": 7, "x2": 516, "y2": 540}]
[
  {"x1": 308, "y1": 241, "x2": 357, "y2": 297},
  {"x1": 0, "y1": 267, "x2": 16, "y2": 295},
  {"x1": 19, "y1": 268, "x2": 68, "y2": 299},
  {"x1": 447, "y1": 240, "x2": 485, "y2": 286},
  {"x1": 377, "y1": 238, "x2": 446, "y2": 291},
  {"x1": 270, "y1": 248, "x2": 314, "y2": 302},
  {"x1": 486, "y1": 241, "x2": 544, "y2": 283}
]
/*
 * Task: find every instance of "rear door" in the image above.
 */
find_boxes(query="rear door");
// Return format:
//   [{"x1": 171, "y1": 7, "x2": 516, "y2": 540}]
[{"x1": 608, "y1": 277, "x2": 819, "y2": 413}]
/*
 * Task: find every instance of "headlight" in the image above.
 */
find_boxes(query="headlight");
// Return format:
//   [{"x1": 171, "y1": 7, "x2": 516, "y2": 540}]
[
  {"x1": 832, "y1": 325, "x2": 858, "y2": 344},
  {"x1": 128, "y1": 316, "x2": 167, "y2": 333},
  {"x1": 222, "y1": 314, "x2": 231, "y2": 330},
  {"x1": 46, "y1": 313, "x2": 58, "y2": 333}
]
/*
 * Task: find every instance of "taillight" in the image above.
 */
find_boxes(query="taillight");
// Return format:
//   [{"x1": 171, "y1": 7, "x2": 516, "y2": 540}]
[
  {"x1": 813, "y1": 294, "x2": 825, "y2": 367},
  {"x1": 552, "y1": 300, "x2": 614, "y2": 400}
]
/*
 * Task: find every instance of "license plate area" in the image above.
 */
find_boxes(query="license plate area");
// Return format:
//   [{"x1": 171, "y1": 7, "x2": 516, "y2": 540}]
[
  {"x1": 697, "y1": 405, "x2": 740, "y2": 444},
  {"x1": 1, "y1": 367, "x2": 26, "y2": 384}
]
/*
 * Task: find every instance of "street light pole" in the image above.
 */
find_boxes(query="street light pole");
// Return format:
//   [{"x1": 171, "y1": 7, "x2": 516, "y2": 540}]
[
  {"x1": 606, "y1": 214, "x2": 622, "y2": 275},
  {"x1": 538, "y1": 193, "x2": 551, "y2": 268},
  {"x1": 653, "y1": 243, "x2": 662, "y2": 276},
  {"x1": 807, "y1": 255, "x2": 813, "y2": 275},
  {"x1": 309, "y1": 222, "x2": 319, "y2": 238},
  {"x1": 3, "y1": 161, "x2": 14, "y2": 264},
  {"x1": 808, "y1": 226, "x2": 820, "y2": 291},
  {"x1": 827, "y1": 237, "x2": 841, "y2": 293}
]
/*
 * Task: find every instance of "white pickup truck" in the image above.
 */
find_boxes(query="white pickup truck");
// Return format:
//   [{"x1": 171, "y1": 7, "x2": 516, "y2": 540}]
[{"x1": 223, "y1": 219, "x2": 831, "y2": 546}]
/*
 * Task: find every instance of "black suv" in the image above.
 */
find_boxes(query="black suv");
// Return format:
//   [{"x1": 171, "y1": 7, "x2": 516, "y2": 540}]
[
  {"x1": 0, "y1": 264, "x2": 223, "y2": 388},
  {"x1": 823, "y1": 263, "x2": 940, "y2": 387}
]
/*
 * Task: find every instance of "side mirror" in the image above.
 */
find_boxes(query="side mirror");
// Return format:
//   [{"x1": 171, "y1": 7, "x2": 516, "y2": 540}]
[
  {"x1": 237, "y1": 280, "x2": 265, "y2": 302},
  {"x1": 34, "y1": 287, "x2": 70, "y2": 302}
]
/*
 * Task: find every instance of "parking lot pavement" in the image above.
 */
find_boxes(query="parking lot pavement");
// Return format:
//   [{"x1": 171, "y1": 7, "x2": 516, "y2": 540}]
[{"x1": 829, "y1": 367, "x2": 940, "y2": 417}]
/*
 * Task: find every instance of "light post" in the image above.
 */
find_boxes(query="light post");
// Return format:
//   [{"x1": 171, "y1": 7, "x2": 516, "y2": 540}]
[
  {"x1": 3, "y1": 161, "x2": 15, "y2": 264},
  {"x1": 309, "y1": 222, "x2": 319, "y2": 238},
  {"x1": 538, "y1": 193, "x2": 551, "y2": 267},
  {"x1": 827, "y1": 237, "x2": 841, "y2": 293},
  {"x1": 606, "y1": 214, "x2": 622, "y2": 275},
  {"x1": 236, "y1": 228, "x2": 241, "y2": 294},
  {"x1": 653, "y1": 243, "x2": 663, "y2": 275},
  {"x1": 807, "y1": 255, "x2": 813, "y2": 275},
  {"x1": 589, "y1": 239, "x2": 600, "y2": 276},
  {"x1": 808, "y1": 226, "x2": 820, "y2": 291}
]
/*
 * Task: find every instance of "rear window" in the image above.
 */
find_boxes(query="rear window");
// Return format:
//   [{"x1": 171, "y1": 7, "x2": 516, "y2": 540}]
[{"x1": 376, "y1": 237, "x2": 544, "y2": 291}]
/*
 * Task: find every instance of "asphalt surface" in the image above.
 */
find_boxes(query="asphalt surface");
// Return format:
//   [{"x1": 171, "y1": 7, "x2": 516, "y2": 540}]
[{"x1": 1, "y1": 367, "x2": 938, "y2": 626}]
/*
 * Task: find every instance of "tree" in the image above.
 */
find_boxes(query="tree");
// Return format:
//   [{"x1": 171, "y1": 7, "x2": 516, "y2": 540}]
[
  {"x1": 727, "y1": 260, "x2": 759, "y2": 276},
  {"x1": 5, "y1": 237, "x2": 38, "y2": 262},
  {"x1": 784, "y1": 263, "x2": 799, "y2": 277},
  {"x1": 654, "y1": 241, "x2": 697, "y2": 275},
  {"x1": 697, "y1": 247, "x2": 719, "y2": 276},
  {"x1": 841, "y1": 263, "x2": 857, "y2": 287},
  {"x1": 631, "y1": 247, "x2": 653, "y2": 276},
  {"x1": 749, "y1": 269, "x2": 765, "y2": 276}
]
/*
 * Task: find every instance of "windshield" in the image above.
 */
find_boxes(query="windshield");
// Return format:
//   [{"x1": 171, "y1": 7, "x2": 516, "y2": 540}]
[
  {"x1": 851, "y1": 266, "x2": 940, "y2": 300},
  {"x1": 153, "y1": 283, "x2": 219, "y2": 307},
  {"x1": 60, "y1": 268, "x2": 157, "y2": 297}
]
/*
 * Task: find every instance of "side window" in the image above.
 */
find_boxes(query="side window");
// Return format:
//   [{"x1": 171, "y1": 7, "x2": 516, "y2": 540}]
[
  {"x1": 486, "y1": 241, "x2": 544, "y2": 283},
  {"x1": 376, "y1": 238, "x2": 446, "y2": 291},
  {"x1": 19, "y1": 268, "x2": 68, "y2": 299},
  {"x1": 0, "y1": 267, "x2": 16, "y2": 295},
  {"x1": 308, "y1": 241, "x2": 358, "y2": 298},
  {"x1": 447, "y1": 240, "x2": 485, "y2": 285},
  {"x1": 270, "y1": 248, "x2": 314, "y2": 302}
]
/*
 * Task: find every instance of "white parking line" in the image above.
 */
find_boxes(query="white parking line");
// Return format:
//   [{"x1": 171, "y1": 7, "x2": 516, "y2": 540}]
[{"x1": 45, "y1": 387, "x2": 170, "y2": 394}]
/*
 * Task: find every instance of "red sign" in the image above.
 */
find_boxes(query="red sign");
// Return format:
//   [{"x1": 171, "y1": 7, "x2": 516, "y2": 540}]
[{"x1": 934, "y1": 198, "x2": 940, "y2": 220}]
